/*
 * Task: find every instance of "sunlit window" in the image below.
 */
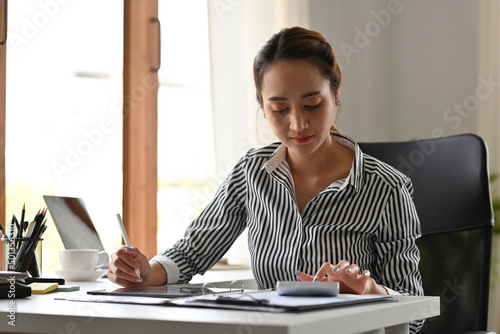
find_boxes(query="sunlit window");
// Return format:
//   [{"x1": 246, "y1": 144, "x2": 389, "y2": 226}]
[
  {"x1": 157, "y1": 1, "x2": 216, "y2": 252},
  {"x1": 6, "y1": 1, "x2": 123, "y2": 271},
  {"x1": 6, "y1": 1, "x2": 217, "y2": 273}
]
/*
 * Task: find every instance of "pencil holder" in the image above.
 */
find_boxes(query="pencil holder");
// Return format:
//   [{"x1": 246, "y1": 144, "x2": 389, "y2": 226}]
[{"x1": 2, "y1": 237, "x2": 43, "y2": 277}]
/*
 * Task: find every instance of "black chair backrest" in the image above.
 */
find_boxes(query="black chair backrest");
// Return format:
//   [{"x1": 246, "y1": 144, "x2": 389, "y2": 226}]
[{"x1": 359, "y1": 134, "x2": 494, "y2": 333}]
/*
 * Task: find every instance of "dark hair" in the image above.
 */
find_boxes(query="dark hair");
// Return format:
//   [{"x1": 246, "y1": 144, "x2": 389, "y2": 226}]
[{"x1": 253, "y1": 27, "x2": 342, "y2": 109}]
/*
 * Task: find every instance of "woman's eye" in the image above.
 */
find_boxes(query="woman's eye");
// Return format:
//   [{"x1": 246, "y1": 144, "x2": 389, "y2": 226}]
[
  {"x1": 272, "y1": 108, "x2": 289, "y2": 114},
  {"x1": 305, "y1": 103, "x2": 321, "y2": 110}
]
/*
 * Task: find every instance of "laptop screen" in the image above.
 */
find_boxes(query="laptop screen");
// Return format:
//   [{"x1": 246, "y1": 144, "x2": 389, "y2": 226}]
[{"x1": 43, "y1": 195, "x2": 106, "y2": 252}]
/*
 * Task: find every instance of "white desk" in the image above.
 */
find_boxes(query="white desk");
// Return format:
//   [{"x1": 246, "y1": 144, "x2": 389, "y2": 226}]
[{"x1": 0, "y1": 277, "x2": 440, "y2": 334}]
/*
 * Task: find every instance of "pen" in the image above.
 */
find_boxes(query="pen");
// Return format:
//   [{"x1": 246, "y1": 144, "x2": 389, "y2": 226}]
[{"x1": 116, "y1": 214, "x2": 143, "y2": 283}]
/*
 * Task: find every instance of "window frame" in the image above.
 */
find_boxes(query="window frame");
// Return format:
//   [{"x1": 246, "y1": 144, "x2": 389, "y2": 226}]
[
  {"x1": 0, "y1": 0, "x2": 160, "y2": 268},
  {"x1": 123, "y1": 0, "x2": 159, "y2": 259},
  {"x1": 0, "y1": 0, "x2": 7, "y2": 267}
]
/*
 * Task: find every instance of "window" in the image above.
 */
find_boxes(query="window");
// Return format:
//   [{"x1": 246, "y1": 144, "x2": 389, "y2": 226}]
[
  {"x1": 156, "y1": 1, "x2": 216, "y2": 252},
  {"x1": 6, "y1": 0, "x2": 123, "y2": 271}
]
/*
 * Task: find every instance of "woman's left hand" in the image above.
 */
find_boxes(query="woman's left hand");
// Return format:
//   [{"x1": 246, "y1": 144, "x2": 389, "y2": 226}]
[{"x1": 297, "y1": 260, "x2": 388, "y2": 295}]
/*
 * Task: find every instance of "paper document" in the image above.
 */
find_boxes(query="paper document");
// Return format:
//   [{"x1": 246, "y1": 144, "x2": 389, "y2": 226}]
[
  {"x1": 58, "y1": 288, "x2": 393, "y2": 313},
  {"x1": 170, "y1": 291, "x2": 393, "y2": 312}
]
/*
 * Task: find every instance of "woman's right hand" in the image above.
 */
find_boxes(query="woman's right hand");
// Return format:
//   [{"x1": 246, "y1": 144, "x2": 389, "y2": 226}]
[
  {"x1": 297, "y1": 260, "x2": 388, "y2": 295},
  {"x1": 107, "y1": 246, "x2": 154, "y2": 287}
]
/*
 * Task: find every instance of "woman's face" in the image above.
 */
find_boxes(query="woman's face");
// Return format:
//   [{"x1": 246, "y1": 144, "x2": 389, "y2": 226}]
[{"x1": 261, "y1": 60, "x2": 338, "y2": 159}]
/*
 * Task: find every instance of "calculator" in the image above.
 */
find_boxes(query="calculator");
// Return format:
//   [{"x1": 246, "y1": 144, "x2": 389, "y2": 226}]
[{"x1": 276, "y1": 281, "x2": 340, "y2": 297}]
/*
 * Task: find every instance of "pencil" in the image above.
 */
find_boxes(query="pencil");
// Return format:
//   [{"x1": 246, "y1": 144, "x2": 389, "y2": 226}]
[
  {"x1": 11, "y1": 207, "x2": 48, "y2": 276},
  {"x1": 20, "y1": 203, "x2": 25, "y2": 231},
  {"x1": 0, "y1": 221, "x2": 7, "y2": 238}
]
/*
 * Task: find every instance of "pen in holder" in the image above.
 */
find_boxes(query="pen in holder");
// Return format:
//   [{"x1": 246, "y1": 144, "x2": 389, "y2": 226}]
[
  {"x1": 2, "y1": 237, "x2": 43, "y2": 277},
  {"x1": 0, "y1": 205, "x2": 47, "y2": 277}
]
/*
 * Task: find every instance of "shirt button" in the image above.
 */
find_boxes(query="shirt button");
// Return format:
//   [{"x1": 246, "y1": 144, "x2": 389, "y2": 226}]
[{"x1": 311, "y1": 201, "x2": 317, "y2": 206}]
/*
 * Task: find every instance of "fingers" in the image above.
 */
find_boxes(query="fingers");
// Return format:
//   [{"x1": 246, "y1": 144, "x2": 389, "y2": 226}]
[
  {"x1": 329, "y1": 261, "x2": 373, "y2": 294},
  {"x1": 298, "y1": 261, "x2": 376, "y2": 295},
  {"x1": 311, "y1": 262, "x2": 335, "y2": 282},
  {"x1": 303, "y1": 261, "x2": 365, "y2": 282},
  {"x1": 108, "y1": 246, "x2": 147, "y2": 286},
  {"x1": 330, "y1": 259, "x2": 350, "y2": 275},
  {"x1": 121, "y1": 246, "x2": 147, "y2": 268},
  {"x1": 345, "y1": 263, "x2": 359, "y2": 277},
  {"x1": 296, "y1": 271, "x2": 314, "y2": 282},
  {"x1": 107, "y1": 268, "x2": 140, "y2": 288}
]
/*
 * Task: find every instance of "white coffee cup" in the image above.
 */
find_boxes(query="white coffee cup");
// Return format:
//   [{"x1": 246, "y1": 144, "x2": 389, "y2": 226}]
[{"x1": 59, "y1": 249, "x2": 109, "y2": 271}]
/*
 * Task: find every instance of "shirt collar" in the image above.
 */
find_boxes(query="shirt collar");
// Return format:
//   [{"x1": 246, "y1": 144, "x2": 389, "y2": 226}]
[
  {"x1": 263, "y1": 131, "x2": 365, "y2": 192},
  {"x1": 262, "y1": 144, "x2": 287, "y2": 174}
]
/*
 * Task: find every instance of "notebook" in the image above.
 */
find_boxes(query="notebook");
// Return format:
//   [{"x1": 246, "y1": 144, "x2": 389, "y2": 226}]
[{"x1": 43, "y1": 195, "x2": 107, "y2": 253}]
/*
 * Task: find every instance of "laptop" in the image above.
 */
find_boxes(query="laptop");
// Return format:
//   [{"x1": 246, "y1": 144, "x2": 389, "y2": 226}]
[{"x1": 43, "y1": 195, "x2": 107, "y2": 253}]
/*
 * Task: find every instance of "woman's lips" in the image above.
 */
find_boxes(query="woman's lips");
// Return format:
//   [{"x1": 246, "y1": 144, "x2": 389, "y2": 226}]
[{"x1": 292, "y1": 135, "x2": 313, "y2": 143}]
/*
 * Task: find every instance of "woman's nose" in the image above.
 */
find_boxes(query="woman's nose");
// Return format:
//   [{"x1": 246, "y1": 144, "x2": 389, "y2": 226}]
[{"x1": 289, "y1": 110, "x2": 308, "y2": 132}]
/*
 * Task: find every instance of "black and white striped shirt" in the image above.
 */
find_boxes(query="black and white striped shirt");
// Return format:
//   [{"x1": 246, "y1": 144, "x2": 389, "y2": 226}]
[{"x1": 153, "y1": 132, "x2": 424, "y2": 300}]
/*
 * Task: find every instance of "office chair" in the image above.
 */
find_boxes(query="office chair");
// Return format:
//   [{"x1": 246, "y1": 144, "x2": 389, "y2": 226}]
[{"x1": 359, "y1": 134, "x2": 495, "y2": 334}]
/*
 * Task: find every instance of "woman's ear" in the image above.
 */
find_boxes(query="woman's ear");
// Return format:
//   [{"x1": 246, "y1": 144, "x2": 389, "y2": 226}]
[{"x1": 333, "y1": 88, "x2": 340, "y2": 106}]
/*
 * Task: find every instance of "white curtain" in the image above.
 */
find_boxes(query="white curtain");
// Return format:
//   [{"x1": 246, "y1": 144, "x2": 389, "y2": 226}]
[
  {"x1": 478, "y1": 0, "x2": 500, "y2": 197},
  {"x1": 207, "y1": 0, "x2": 309, "y2": 176},
  {"x1": 206, "y1": 0, "x2": 309, "y2": 264}
]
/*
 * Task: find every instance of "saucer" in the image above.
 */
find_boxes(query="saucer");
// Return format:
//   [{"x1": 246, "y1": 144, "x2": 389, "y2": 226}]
[{"x1": 54, "y1": 269, "x2": 107, "y2": 282}]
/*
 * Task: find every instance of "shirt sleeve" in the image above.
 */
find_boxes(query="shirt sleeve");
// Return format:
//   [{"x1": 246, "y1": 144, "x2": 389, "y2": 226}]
[
  {"x1": 376, "y1": 179, "x2": 425, "y2": 333},
  {"x1": 153, "y1": 156, "x2": 248, "y2": 284}
]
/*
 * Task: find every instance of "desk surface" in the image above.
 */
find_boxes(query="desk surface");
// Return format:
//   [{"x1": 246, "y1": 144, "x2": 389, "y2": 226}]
[{"x1": 0, "y1": 277, "x2": 440, "y2": 334}]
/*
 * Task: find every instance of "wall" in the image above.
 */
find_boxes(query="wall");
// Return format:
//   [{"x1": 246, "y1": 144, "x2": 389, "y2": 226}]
[
  {"x1": 309, "y1": 0, "x2": 481, "y2": 142},
  {"x1": 310, "y1": 2, "x2": 500, "y2": 331}
]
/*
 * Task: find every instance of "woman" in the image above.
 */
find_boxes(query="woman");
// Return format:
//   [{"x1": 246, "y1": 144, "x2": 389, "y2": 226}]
[{"x1": 108, "y1": 26, "x2": 423, "y2": 331}]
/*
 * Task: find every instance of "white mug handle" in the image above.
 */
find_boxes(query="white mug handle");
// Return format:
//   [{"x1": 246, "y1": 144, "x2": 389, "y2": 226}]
[{"x1": 96, "y1": 251, "x2": 109, "y2": 269}]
